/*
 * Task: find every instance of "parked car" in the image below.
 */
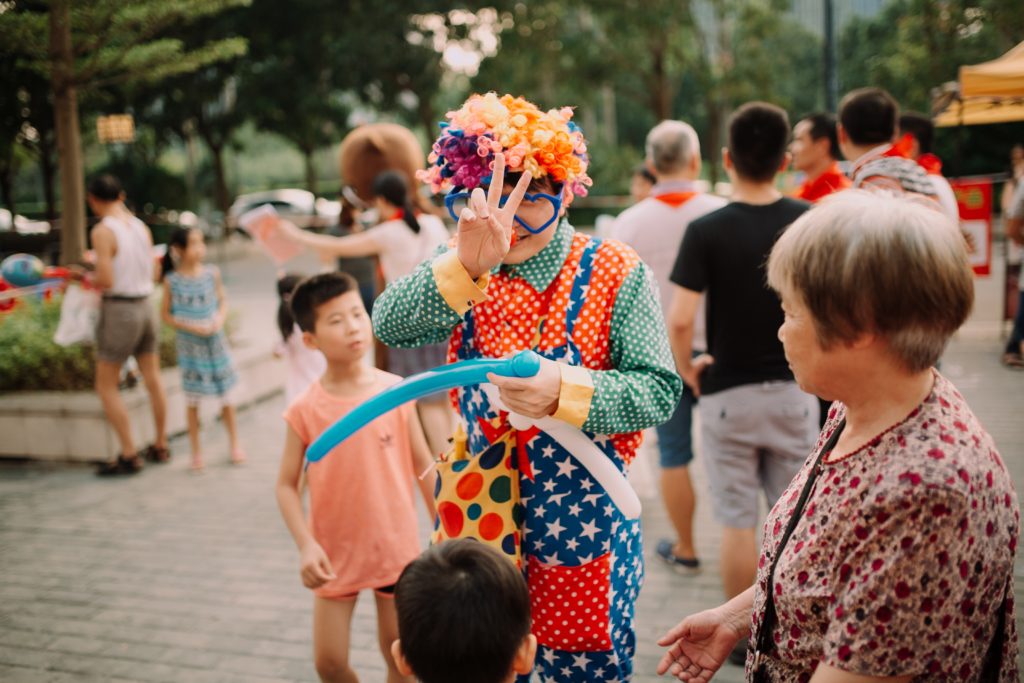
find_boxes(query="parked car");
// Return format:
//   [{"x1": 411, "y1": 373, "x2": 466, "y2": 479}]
[
  {"x1": 0, "y1": 209, "x2": 50, "y2": 235},
  {"x1": 225, "y1": 189, "x2": 341, "y2": 231}
]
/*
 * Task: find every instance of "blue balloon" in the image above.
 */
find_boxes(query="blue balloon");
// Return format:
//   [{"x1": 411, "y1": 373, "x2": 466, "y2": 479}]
[
  {"x1": 1, "y1": 253, "x2": 44, "y2": 287},
  {"x1": 305, "y1": 350, "x2": 542, "y2": 463}
]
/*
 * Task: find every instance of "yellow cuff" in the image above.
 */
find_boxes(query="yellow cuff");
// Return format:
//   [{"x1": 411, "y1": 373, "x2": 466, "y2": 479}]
[
  {"x1": 552, "y1": 363, "x2": 594, "y2": 429},
  {"x1": 431, "y1": 251, "x2": 491, "y2": 315}
]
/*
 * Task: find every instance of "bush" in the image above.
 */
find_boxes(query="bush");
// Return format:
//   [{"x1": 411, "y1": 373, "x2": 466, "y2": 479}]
[{"x1": 0, "y1": 294, "x2": 176, "y2": 392}]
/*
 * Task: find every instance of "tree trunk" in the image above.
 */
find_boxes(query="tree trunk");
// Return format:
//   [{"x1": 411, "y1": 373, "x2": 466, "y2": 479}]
[
  {"x1": 50, "y1": 0, "x2": 86, "y2": 263},
  {"x1": 601, "y1": 84, "x2": 617, "y2": 147},
  {"x1": 0, "y1": 162, "x2": 16, "y2": 221},
  {"x1": 706, "y1": 100, "x2": 722, "y2": 188},
  {"x1": 303, "y1": 147, "x2": 317, "y2": 196},
  {"x1": 209, "y1": 143, "x2": 229, "y2": 217},
  {"x1": 649, "y1": 45, "x2": 672, "y2": 121},
  {"x1": 39, "y1": 136, "x2": 57, "y2": 221}
]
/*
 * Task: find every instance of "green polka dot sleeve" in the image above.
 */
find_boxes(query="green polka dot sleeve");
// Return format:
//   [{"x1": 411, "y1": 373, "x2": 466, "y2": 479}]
[
  {"x1": 583, "y1": 263, "x2": 683, "y2": 435},
  {"x1": 372, "y1": 246, "x2": 462, "y2": 347}
]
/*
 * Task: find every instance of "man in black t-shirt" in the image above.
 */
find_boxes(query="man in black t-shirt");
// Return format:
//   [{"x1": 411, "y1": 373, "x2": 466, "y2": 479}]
[{"x1": 666, "y1": 103, "x2": 819, "y2": 663}]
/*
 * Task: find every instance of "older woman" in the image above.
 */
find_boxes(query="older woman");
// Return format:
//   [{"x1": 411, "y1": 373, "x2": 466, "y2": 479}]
[{"x1": 657, "y1": 191, "x2": 1019, "y2": 683}]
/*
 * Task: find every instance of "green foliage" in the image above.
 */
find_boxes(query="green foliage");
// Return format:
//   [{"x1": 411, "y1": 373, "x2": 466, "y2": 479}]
[
  {"x1": 473, "y1": 0, "x2": 822, "y2": 186},
  {"x1": 0, "y1": 295, "x2": 176, "y2": 393},
  {"x1": 838, "y1": 0, "x2": 1024, "y2": 176},
  {"x1": 90, "y1": 155, "x2": 188, "y2": 214},
  {"x1": 0, "y1": 0, "x2": 250, "y2": 86}
]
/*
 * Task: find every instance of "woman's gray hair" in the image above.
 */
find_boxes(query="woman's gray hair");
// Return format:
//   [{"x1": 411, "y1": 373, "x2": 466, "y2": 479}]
[
  {"x1": 767, "y1": 191, "x2": 973, "y2": 372},
  {"x1": 645, "y1": 120, "x2": 700, "y2": 175}
]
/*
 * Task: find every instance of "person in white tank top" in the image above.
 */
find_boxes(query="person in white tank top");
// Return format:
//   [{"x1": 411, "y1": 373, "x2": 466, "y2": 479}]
[
  {"x1": 86, "y1": 174, "x2": 168, "y2": 476},
  {"x1": 100, "y1": 213, "x2": 154, "y2": 297}
]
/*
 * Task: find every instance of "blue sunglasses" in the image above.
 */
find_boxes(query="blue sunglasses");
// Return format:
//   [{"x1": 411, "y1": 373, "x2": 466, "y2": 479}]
[{"x1": 444, "y1": 187, "x2": 563, "y2": 234}]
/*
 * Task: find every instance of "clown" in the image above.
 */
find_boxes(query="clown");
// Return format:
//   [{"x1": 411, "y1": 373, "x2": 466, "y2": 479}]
[{"x1": 373, "y1": 93, "x2": 682, "y2": 682}]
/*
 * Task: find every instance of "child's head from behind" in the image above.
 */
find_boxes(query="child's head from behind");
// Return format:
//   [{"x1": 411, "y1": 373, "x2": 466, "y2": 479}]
[
  {"x1": 392, "y1": 540, "x2": 536, "y2": 683},
  {"x1": 289, "y1": 272, "x2": 369, "y2": 363}
]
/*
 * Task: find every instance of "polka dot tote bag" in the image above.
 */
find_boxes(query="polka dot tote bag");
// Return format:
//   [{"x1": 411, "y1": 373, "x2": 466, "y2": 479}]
[{"x1": 431, "y1": 423, "x2": 524, "y2": 568}]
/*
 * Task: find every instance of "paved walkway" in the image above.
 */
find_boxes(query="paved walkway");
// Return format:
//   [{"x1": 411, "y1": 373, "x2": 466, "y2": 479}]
[{"x1": 1, "y1": 244, "x2": 1022, "y2": 682}]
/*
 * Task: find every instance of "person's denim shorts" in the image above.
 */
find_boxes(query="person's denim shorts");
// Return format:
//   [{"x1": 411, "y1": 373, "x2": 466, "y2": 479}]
[{"x1": 655, "y1": 357, "x2": 699, "y2": 468}]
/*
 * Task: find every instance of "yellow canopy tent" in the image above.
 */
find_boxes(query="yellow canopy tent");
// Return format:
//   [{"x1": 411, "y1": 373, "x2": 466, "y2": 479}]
[{"x1": 934, "y1": 41, "x2": 1024, "y2": 127}]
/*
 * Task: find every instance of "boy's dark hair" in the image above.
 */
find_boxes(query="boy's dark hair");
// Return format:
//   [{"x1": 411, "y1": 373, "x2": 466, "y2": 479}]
[
  {"x1": 276, "y1": 273, "x2": 304, "y2": 341},
  {"x1": 898, "y1": 112, "x2": 934, "y2": 155},
  {"x1": 395, "y1": 540, "x2": 530, "y2": 683},
  {"x1": 727, "y1": 102, "x2": 790, "y2": 182},
  {"x1": 289, "y1": 271, "x2": 359, "y2": 333},
  {"x1": 839, "y1": 87, "x2": 899, "y2": 146},
  {"x1": 800, "y1": 112, "x2": 840, "y2": 160},
  {"x1": 87, "y1": 174, "x2": 123, "y2": 202}
]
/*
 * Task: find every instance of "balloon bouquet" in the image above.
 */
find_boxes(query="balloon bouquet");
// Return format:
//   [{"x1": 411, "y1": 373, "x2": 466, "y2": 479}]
[{"x1": 0, "y1": 253, "x2": 72, "y2": 312}]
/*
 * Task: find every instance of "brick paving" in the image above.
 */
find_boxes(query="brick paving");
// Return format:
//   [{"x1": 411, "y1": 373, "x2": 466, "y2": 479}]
[{"x1": 1, "y1": 246, "x2": 1021, "y2": 682}]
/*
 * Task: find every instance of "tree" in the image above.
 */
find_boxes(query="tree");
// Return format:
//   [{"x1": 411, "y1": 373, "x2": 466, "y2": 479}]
[
  {"x1": 839, "y1": 0, "x2": 1024, "y2": 113},
  {"x1": 0, "y1": 0, "x2": 248, "y2": 262},
  {"x1": 239, "y1": 0, "x2": 349, "y2": 196},
  {"x1": 838, "y1": 0, "x2": 1024, "y2": 175},
  {"x1": 241, "y1": 0, "x2": 462, "y2": 195},
  {"x1": 473, "y1": 0, "x2": 821, "y2": 185}
]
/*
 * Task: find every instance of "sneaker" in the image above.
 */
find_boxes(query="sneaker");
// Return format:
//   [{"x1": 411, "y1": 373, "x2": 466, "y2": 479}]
[
  {"x1": 727, "y1": 641, "x2": 748, "y2": 667},
  {"x1": 96, "y1": 454, "x2": 143, "y2": 477},
  {"x1": 655, "y1": 539, "x2": 701, "y2": 575}
]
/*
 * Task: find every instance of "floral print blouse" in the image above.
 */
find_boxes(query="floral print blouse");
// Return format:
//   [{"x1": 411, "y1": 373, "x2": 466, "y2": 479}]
[{"x1": 750, "y1": 372, "x2": 1019, "y2": 682}]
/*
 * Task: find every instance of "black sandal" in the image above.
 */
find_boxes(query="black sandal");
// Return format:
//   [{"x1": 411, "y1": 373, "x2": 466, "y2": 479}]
[
  {"x1": 142, "y1": 444, "x2": 171, "y2": 463},
  {"x1": 95, "y1": 454, "x2": 143, "y2": 477}
]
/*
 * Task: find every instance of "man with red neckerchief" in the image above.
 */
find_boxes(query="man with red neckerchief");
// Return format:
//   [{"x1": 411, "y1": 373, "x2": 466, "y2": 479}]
[
  {"x1": 610, "y1": 120, "x2": 725, "y2": 579},
  {"x1": 837, "y1": 87, "x2": 938, "y2": 200},
  {"x1": 790, "y1": 112, "x2": 852, "y2": 203},
  {"x1": 898, "y1": 112, "x2": 961, "y2": 224}
]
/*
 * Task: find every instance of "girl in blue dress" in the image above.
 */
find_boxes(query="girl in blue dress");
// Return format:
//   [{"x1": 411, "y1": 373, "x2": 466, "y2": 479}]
[{"x1": 161, "y1": 227, "x2": 245, "y2": 470}]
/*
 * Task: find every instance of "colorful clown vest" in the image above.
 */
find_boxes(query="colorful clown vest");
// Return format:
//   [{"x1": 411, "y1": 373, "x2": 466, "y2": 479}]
[{"x1": 446, "y1": 232, "x2": 645, "y2": 683}]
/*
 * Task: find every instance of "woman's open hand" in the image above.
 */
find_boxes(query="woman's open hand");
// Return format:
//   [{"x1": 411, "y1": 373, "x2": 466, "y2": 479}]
[{"x1": 657, "y1": 606, "x2": 745, "y2": 681}]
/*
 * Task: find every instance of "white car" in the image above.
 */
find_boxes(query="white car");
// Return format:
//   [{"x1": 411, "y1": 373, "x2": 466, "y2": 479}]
[
  {"x1": 226, "y1": 189, "x2": 341, "y2": 231},
  {"x1": 0, "y1": 209, "x2": 50, "y2": 235}
]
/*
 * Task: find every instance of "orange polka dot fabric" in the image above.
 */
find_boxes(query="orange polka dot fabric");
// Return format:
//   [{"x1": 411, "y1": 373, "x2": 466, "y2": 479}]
[{"x1": 447, "y1": 232, "x2": 644, "y2": 464}]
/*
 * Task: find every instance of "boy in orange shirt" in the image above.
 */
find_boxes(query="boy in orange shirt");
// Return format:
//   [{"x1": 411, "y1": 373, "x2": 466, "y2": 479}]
[{"x1": 275, "y1": 272, "x2": 437, "y2": 683}]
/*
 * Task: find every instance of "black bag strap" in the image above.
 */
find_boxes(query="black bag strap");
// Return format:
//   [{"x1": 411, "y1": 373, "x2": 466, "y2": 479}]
[
  {"x1": 752, "y1": 419, "x2": 845, "y2": 676},
  {"x1": 979, "y1": 587, "x2": 1008, "y2": 682}
]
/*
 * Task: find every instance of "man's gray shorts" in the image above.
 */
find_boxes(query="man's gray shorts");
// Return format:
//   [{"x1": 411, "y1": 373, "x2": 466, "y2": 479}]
[
  {"x1": 96, "y1": 297, "x2": 157, "y2": 365},
  {"x1": 699, "y1": 381, "x2": 819, "y2": 529}
]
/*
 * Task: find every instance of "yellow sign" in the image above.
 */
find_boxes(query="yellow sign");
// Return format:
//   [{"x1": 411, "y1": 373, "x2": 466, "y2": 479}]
[{"x1": 96, "y1": 114, "x2": 135, "y2": 144}]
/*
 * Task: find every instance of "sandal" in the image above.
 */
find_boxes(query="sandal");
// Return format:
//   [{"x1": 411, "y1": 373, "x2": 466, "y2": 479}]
[
  {"x1": 142, "y1": 444, "x2": 171, "y2": 463},
  {"x1": 230, "y1": 448, "x2": 247, "y2": 465},
  {"x1": 1002, "y1": 352, "x2": 1024, "y2": 369},
  {"x1": 96, "y1": 454, "x2": 143, "y2": 477},
  {"x1": 190, "y1": 453, "x2": 205, "y2": 472}
]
